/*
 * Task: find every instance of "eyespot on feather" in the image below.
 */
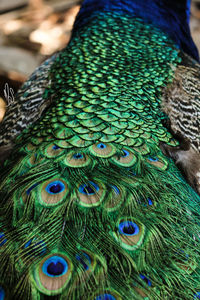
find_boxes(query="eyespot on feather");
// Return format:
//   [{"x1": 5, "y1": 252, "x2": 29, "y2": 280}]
[
  {"x1": 38, "y1": 178, "x2": 68, "y2": 206},
  {"x1": 146, "y1": 155, "x2": 168, "y2": 170},
  {"x1": 89, "y1": 143, "x2": 116, "y2": 157},
  {"x1": 63, "y1": 151, "x2": 91, "y2": 168},
  {"x1": 45, "y1": 144, "x2": 64, "y2": 158},
  {"x1": 113, "y1": 219, "x2": 145, "y2": 251},
  {"x1": 77, "y1": 181, "x2": 105, "y2": 207},
  {"x1": 32, "y1": 253, "x2": 72, "y2": 296},
  {"x1": 112, "y1": 148, "x2": 136, "y2": 167}
]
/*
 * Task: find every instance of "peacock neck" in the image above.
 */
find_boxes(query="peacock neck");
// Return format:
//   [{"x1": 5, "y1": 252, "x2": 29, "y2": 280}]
[{"x1": 74, "y1": 0, "x2": 199, "y2": 61}]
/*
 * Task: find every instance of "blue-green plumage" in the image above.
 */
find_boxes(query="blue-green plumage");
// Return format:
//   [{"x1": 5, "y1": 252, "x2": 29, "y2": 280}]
[{"x1": 0, "y1": 0, "x2": 200, "y2": 299}]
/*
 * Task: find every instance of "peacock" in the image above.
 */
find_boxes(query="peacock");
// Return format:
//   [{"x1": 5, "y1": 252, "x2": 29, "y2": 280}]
[{"x1": 0, "y1": 0, "x2": 200, "y2": 299}]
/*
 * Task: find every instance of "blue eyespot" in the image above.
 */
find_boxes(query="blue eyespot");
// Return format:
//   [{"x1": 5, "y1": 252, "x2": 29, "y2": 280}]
[
  {"x1": 76, "y1": 252, "x2": 91, "y2": 271},
  {"x1": 140, "y1": 274, "x2": 152, "y2": 286},
  {"x1": 52, "y1": 145, "x2": 60, "y2": 150},
  {"x1": 147, "y1": 197, "x2": 153, "y2": 206},
  {"x1": 95, "y1": 294, "x2": 116, "y2": 300},
  {"x1": 121, "y1": 149, "x2": 129, "y2": 157},
  {"x1": 26, "y1": 183, "x2": 39, "y2": 195},
  {"x1": 79, "y1": 181, "x2": 99, "y2": 195},
  {"x1": 119, "y1": 221, "x2": 139, "y2": 236},
  {"x1": 97, "y1": 143, "x2": 107, "y2": 149},
  {"x1": 73, "y1": 153, "x2": 84, "y2": 159},
  {"x1": 148, "y1": 156, "x2": 158, "y2": 162},
  {"x1": 46, "y1": 181, "x2": 65, "y2": 194},
  {"x1": 42, "y1": 256, "x2": 68, "y2": 277},
  {"x1": 0, "y1": 286, "x2": 5, "y2": 300},
  {"x1": 0, "y1": 233, "x2": 7, "y2": 247},
  {"x1": 194, "y1": 292, "x2": 200, "y2": 299},
  {"x1": 111, "y1": 185, "x2": 120, "y2": 195}
]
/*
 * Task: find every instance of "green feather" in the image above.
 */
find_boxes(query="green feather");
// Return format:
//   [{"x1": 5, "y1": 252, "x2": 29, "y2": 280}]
[{"x1": 0, "y1": 9, "x2": 200, "y2": 300}]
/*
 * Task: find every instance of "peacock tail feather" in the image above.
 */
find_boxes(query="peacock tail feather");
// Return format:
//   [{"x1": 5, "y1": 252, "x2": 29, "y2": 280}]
[{"x1": 0, "y1": 0, "x2": 200, "y2": 299}]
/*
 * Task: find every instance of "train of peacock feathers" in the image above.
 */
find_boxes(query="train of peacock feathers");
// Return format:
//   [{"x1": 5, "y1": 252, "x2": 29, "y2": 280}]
[{"x1": 0, "y1": 0, "x2": 200, "y2": 299}]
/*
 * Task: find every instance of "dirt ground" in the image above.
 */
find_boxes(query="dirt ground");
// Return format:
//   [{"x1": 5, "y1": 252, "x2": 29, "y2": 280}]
[{"x1": 0, "y1": 0, "x2": 200, "y2": 120}]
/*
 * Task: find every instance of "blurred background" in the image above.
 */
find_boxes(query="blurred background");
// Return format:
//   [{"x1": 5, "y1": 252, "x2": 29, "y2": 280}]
[{"x1": 0, "y1": 0, "x2": 200, "y2": 120}]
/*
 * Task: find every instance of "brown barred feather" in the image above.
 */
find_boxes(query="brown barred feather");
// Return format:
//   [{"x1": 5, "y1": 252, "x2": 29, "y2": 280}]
[
  {"x1": 161, "y1": 52, "x2": 200, "y2": 194},
  {"x1": 0, "y1": 53, "x2": 59, "y2": 159}
]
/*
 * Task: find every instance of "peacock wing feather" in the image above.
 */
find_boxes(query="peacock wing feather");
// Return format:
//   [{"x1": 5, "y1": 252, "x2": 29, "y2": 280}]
[
  {"x1": 161, "y1": 52, "x2": 200, "y2": 194},
  {"x1": 0, "y1": 53, "x2": 59, "y2": 164}
]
